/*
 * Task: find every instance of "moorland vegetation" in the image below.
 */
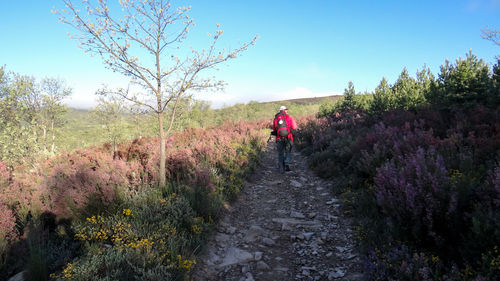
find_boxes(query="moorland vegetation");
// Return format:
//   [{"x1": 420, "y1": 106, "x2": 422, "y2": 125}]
[{"x1": 298, "y1": 51, "x2": 500, "y2": 280}]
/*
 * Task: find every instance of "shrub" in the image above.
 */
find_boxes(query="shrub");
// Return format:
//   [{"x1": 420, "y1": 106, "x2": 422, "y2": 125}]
[
  {"x1": 63, "y1": 191, "x2": 203, "y2": 281},
  {"x1": 365, "y1": 245, "x2": 460, "y2": 281},
  {"x1": 0, "y1": 202, "x2": 16, "y2": 272},
  {"x1": 41, "y1": 150, "x2": 135, "y2": 218},
  {"x1": 374, "y1": 148, "x2": 453, "y2": 246}
]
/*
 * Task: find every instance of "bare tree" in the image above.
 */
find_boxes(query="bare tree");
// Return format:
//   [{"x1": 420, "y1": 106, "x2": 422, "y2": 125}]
[
  {"x1": 481, "y1": 26, "x2": 500, "y2": 46},
  {"x1": 55, "y1": 0, "x2": 257, "y2": 187}
]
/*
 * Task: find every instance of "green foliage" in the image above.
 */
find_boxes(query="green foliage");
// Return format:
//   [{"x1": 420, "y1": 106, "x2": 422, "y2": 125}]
[
  {"x1": 491, "y1": 58, "x2": 500, "y2": 105},
  {"x1": 370, "y1": 77, "x2": 393, "y2": 115},
  {"x1": 91, "y1": 96, "x2": 131, "y2": 153},
  {"x1": 427, "y1": 51, "x2": 492, "y2": 109},
  {"x1": 341, "y1": 81, "x2": 357, "y2": 111},
  {"x1": 392, "y1": 67, "x2": 426, "y2": 110},
  {"x1": 0, "y1": 67, "x2": 72, "y2": 166}
]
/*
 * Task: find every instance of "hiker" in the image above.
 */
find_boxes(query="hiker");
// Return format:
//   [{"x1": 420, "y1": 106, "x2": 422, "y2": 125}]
[{"x1": 272, "y1": 105, "x2": 297, "y2": 173}]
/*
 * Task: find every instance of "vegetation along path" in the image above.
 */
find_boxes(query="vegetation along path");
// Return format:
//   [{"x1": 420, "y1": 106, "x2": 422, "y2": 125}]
[{"x1": 191, "y1": 142, "x2": 363, "y2": 281}]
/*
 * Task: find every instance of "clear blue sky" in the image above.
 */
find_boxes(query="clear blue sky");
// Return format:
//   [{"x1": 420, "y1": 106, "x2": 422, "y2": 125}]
[{"x1": 1, "y1": 0, "x2": 499, "y2": 108}]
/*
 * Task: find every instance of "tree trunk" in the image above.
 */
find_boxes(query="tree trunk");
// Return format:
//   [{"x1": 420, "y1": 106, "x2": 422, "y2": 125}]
[
  {"x1": 42, "y1": 126, "x2": 47, "y2": 153},
  {"x1": 50, "y1": 120, "x2": 55, "y2": 154},
  {"x1": 158, "y1": 111, "x2": 166, "y2": 187}
]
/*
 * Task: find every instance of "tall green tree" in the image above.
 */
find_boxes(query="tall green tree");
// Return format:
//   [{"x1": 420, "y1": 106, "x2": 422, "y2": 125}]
[
  {"x1": 341, "y1": 81, "x2": 357, "y2": 111},
  {"x1": 427, "y1": 51, "x2": 491, "y2": 109},
  {"x1": 392, "y1": 67, "x2": 425, "y2": 110},
  {"x1": 370, "y1": 77, "x2": 393, "y2": 115},
  {"x1": 56, "y1": 0, "x2": 257, "y2": 187}
]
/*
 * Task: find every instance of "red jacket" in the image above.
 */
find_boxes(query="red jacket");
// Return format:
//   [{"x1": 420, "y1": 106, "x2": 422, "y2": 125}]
[{"x1": 272, "y1": 110, "x2": 297, "y2": 142}]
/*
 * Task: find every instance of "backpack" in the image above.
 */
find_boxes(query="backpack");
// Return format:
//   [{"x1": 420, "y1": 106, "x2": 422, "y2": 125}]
[{"x1": 275, "y1": 112, "x2": 290, "y2": 137}]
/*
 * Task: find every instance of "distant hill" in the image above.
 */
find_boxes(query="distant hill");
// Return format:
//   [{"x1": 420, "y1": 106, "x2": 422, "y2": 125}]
[{"x1": 259, "y1": 95, "x2": 342, "y2": 106}]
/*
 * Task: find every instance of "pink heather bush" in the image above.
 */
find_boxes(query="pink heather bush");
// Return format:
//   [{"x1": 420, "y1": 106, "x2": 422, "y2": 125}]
[
  {"x1": 374, "y1": 147, "x2": 457, "y2": 247},
  {"x1": 356, "y1": 121, "x2": 439, "y2": 177},
  {"x1": 0, "y1": 161, "x2": 9, "y2": 188},
  {"x1": 0, "y1": 202, "x2": 16, "y2": 241},
  {"x1": 42, "y1": 150, "x2": 141, "y2": 218}
]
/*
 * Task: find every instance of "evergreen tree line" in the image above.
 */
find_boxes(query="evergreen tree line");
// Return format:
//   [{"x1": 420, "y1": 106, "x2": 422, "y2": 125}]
[{"x1": 319, "y1": 51, "x2": 500, "y2": 117}]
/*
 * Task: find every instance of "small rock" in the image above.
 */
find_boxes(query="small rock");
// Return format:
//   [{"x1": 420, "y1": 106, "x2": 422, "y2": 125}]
[
  {"x1": 326, "y1": 252, "x2": 333, "y2": 257},
  {"x1": 327, "y1": 215, "x2": 338, "y2": 221},
  {"x1": 290, "y1": 180, "x2": 303, "y2": 188},
  {"x1": 290, "y1": 211, "x2": 305, "y2": 219},
  {"x1": 335, "y1": 246, "x2": 347, "y2": 253},
  {"x1": 215, "y1": 233, "x2": 230, "y2": 244},
  {"x1": 281, "y1": 222, "x2": 293, "y2": 231},
  {"x1": 328, "y1": 268, "x2": 346, "y2": 279},
  {"x1": 254, "y1": 251, "x2": 263, "y2": 261},
  {"x1": 244, "y1": 225, "x2": 265, "y2": 243},
  {"x1": 256, "y1": 261, "x2": 270, "y2": 270},
  {"x1": 262, "y1": 237, "x2": 276, "y2": 246},
  {"x1": 303, "y1": 232, "x2": 314, "y2": 240},
  {"x1": 343, "y1": 253, "x2": 357, "y2": 260},
  {"x1": 321, "y1": 232, "x2": 328, "y2": 240},
  {"x1": 226, "y1": 226, "x2": 237, "y2": 234},
  {"x1": 297, "y1": 233, "x2": 305, "y2": 240},
  {"x1": 302, "y1": 269, "x2": 311, "y2": 276},
  {"x1": 7, "y1": 271, "x2": 26, "y2": 281},
  {"x1": 274, "y1": 266, "x2": 289, "y2": 271},
  {"x1": 307, "y1": 212, "x2": 317, "y2": 219},
  {"x1": 218, "y1": 247, "x2": 254, "y2": 267},
  {"x1": 245, "y1": 272, "x2": 255, "y2": 281},
  {"x1": 242, "y1": 265, "x2": 249, "y2": 273}
]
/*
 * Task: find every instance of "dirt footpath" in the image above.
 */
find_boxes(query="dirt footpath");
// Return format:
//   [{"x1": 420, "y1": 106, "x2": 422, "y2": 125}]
[{"x1": 191, "y1": 142, "x2": 364, "y2": 281}]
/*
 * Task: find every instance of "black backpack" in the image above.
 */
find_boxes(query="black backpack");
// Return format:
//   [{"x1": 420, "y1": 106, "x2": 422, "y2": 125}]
[{"x1": 275, "y1": 112, "x2": 289, "y2": 137}]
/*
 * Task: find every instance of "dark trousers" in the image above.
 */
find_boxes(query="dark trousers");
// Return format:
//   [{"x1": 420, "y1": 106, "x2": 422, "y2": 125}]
[{"x1": 277, "y1": 138, "x2": 292, "y2": 172}]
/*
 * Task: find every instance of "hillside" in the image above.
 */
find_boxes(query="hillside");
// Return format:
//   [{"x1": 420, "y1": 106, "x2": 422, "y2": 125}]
[{"x1": 57, "y1": 95, "x2": 340, "y2": 151}]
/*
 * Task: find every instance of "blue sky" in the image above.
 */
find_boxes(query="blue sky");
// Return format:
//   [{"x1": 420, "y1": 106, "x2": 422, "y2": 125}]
[{"x1": 1, "y1": 0, "x2": 499, "y2": 108}]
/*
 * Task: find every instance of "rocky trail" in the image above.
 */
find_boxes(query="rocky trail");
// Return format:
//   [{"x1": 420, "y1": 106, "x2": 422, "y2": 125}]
[{"x1": 191, "y1": 142, "x2": 364, "y2": 281}]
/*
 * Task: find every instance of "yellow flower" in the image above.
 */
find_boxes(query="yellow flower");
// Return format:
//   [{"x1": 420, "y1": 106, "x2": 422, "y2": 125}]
[{"x1": 122, "y1": 208, "x2": 133, "y2": 216}]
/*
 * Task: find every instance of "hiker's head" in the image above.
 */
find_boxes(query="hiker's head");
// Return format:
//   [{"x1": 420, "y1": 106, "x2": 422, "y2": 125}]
[{"x1": 280, "y1": 105, "x2": 287, "y2": 112}]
